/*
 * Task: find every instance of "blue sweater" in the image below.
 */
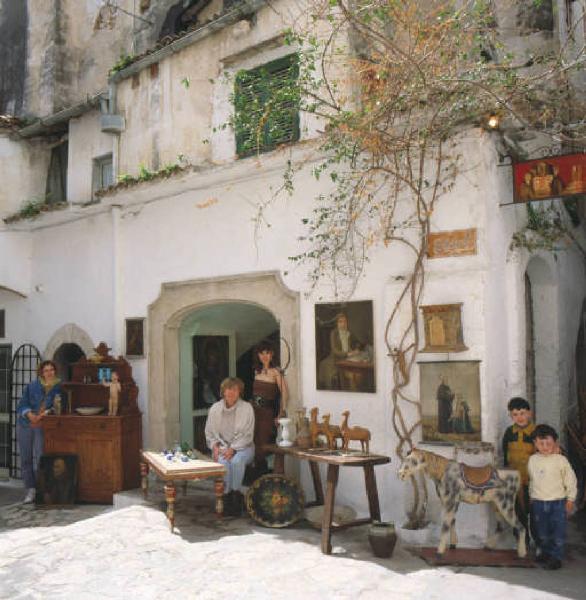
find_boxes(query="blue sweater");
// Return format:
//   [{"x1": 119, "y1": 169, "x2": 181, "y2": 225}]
[{"x1": 16, "y1": 379, "x2": 62, "y2": 427}]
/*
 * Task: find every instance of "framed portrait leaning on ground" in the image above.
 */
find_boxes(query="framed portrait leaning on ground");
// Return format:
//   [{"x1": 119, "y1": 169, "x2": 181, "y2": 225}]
[
  {"x1": 35, "y1": 454, "x2": 78, "y2": 506},
  {"x1": 419, "y1": 361, "x2": 481, "y2": 443},
  {"x1": 315, "y1": 300, "x2": 375, "y2": 393},
  {"x1": 125, "y1": 318, "x2": 145, "y2": 357}
]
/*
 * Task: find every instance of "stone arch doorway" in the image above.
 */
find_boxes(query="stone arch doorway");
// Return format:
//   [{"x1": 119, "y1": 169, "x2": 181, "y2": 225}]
[
  {"x1": 44, "y1": 323, "x2": 94, "y2": 361},
  {"x1": 525, "y1": 256, "x2": 559, "y2": 428},
  {"x1": 52, "y1": 343, "x2": 85, "y2": 382},
  {"x1": 147, "y1": 272, "x2": 299, "y2": 449},
  {"x1": 179, "y1": 302, "x2": 281, "y2": 452}
]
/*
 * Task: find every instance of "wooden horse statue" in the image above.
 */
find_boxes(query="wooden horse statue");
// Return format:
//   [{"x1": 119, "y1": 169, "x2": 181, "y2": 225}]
[
  {"x1": 321, "y1": 414, "x2": 343, "y2": 449},
  {"x1": 309, "y1": 407, "x2": 327, "y2": 447},
  {"x1": 340, "y1": 410, "x2": 371, "y2": 453},
  {"x1": 398, "y1": 448, "x2": 527, "y2": 557}
]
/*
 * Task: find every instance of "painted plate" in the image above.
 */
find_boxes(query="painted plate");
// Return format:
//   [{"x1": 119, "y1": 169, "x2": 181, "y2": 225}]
[{"x1": 246, "y1": 474, "x2": 305, "y2": 528}]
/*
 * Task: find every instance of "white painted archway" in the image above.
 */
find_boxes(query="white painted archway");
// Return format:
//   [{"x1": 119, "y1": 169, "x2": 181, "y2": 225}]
[{"x1": 44, "y1": 323, "x2": 95, "y2": 360}]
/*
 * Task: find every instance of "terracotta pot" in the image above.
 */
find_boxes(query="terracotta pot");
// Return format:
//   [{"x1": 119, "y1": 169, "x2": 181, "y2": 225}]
[{"x1": 368, "y1": 521, "x2": 397, "y2": 558}]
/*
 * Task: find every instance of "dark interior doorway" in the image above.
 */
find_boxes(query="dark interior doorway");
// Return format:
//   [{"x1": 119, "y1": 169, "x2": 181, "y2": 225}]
[{"x1": 53, "y1": 343, "x2": 85, "y2": 382}]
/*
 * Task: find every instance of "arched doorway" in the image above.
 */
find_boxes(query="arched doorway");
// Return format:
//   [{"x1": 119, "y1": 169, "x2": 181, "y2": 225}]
[
  {"x1": 52, "y1": 343, "x2": 85, "y2": 382},
  {"x1": 147, "y1": 272, "x2": 299, "y2": 450},
  {"x1": 525, "y1": 256, "x2": 559, "y2": 427},
  {"x1": 179, "y1": 302, "x2": 280, "y2": 452}
]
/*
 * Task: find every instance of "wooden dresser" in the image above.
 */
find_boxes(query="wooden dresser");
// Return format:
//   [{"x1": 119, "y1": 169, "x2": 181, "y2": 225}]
[{"x1": 43, "y1": 343, "x2": 142, "y2": 503}]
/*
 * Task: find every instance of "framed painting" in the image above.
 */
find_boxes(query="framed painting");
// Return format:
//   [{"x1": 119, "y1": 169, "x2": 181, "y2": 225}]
[
  {"x1": 125, "y1": 318, "x2": 145, "y2": 357},
  {"x1": 193, "y1": 335, "x2": 230, "y2": 409},
  {"x1": 420, "y1": 303, "x2": 467, "y2": 353},
  {"x1": 419, "y1": 360, "x2": 481, "y2": 443},
  {"x1": 35, "y1": 454, "x2": 78, "y2": 506},
  {"x1": 315, "y1": 300, "x2": 375, "y2": 393}
]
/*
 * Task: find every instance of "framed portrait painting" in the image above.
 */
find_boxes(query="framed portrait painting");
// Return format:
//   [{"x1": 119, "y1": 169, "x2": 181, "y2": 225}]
[
  {"x1": 125, "y1": 318, "x2": 145, "y2": 357},
  {"x1": 35, "y1": 454, "x2": 78, "y2": 506},
  {"x1": 419, "y1": 360, "x2": 481, "y2": 443},
  {"x1": 315, "y1": 300, "x2": 375, "y2": 393}
]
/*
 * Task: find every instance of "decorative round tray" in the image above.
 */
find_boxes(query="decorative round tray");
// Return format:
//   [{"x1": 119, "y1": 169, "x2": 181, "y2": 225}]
[
  {"x1": 75, "y1": 406, "x2": 104, "y2": 416},
  {"x1": 246, "y1": 474, "x2": 305, "y2": 528}
]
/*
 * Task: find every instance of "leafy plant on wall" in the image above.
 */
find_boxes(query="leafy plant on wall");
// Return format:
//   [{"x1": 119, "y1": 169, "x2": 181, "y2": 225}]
[{"x1": 226, "y1": 1, "x2": 586, "y2": 527}]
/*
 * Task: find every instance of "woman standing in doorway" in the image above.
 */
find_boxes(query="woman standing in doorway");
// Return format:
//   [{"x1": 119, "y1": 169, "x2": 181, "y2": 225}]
[
  {"x1": 252, "y1": 341, "x2": 288, "y2": 468},
  {"x1": 16, "y1": 360, "x2": 63, "y2": 503}
]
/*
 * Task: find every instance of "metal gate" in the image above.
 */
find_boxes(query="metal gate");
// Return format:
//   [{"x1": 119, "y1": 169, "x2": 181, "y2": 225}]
[{"x1": 9, "y1": 344, "x2": 41, "y2": 478}]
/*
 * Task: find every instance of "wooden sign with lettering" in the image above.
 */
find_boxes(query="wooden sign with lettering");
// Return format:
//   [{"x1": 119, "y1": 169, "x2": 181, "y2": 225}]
[
  {"x1": 427, "y1": 229, "x2": 477, "y2": 259},
  {"x1": 420, "y1": 304, "x2": 467, "y2": 353}
]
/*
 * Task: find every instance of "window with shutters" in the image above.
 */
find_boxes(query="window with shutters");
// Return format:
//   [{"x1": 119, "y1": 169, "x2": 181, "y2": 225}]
[{"x1": 233, "y1": 54, "x2": 300, "y2": 158}]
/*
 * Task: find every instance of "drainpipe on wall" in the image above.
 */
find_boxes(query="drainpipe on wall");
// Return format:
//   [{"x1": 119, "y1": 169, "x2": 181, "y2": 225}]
[{"x1": 111, "y1": 205, "x2": 123, "y2": 356}]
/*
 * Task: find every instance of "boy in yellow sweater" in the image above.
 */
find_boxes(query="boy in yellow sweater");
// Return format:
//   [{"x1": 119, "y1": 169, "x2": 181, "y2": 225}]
[{"x1": 528, "y1": 424, "x2": 577, "y2": 570}]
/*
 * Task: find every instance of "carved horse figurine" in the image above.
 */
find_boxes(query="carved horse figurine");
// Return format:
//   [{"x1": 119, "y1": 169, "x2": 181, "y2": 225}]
[
  {"x1": 398, "y1": 448, "x2": 527, "y2": 557},
  {"x1": 321, "y1": 414, "x2": 343, "y2": 450},
  {"x1": 309, "y1": 407, "x2": 327, "y2": 447},
  {"x1": 340, "y1": 410, "x2": 371, "y2": 453}
]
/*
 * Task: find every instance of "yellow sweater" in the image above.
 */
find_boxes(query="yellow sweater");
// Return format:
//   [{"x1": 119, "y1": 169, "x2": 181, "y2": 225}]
[{"x1": 528, "y1": 453, "x2": 578, "y2": 502}]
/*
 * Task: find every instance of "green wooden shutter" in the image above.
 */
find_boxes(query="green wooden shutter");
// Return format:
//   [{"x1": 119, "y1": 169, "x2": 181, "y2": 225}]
[{"x1": 234, "y1": 54, "x2": 300, "y2": 157}]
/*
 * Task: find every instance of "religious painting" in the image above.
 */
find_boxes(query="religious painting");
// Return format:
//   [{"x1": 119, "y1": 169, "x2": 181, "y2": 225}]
[
  {"x1": 315, "y1": 301, "x2": 375, "y2": 393},
  {"x1": 125, "y1": 318, "x2": 145, "y2": 357},
  {"x1": 420, "y1": 304, "x2": 467, "y2": 353},
  {"x1": 35, "y1": 454, "x2": 78, "y2": 506},
  {"x1": 513, "y1": 153, "x2": 586, "y2": 203},
  {"x1": 193, "y1": 335, "x2": 230, "y2": 409},
  {"x1": 427, "y1": 229, "x2": 477, "y2": 259},
  {"x1": 419, "y1": 361, "x2": 481, "y2": 443}
]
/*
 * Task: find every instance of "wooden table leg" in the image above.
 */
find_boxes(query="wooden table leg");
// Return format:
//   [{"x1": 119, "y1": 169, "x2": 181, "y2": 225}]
[
  {"x1": 363, "y1": 464, "x2": 381, "y2": 521},
  {"x1": 215, "y1": 477, "x2": 224, "y2": 517},
  {"x1": 309, "y1": 461, "x2": 324, "y2": 505},
  {"x1": 164, "y1": 482, "x2": 177, "y2": 532},
  {"x1": 140, "y1": 462, "x2": 149, "y2": 499},
  {"x1": 321, "y1": 464, "x2": 339, "y2": 555},
  {"x1": 273, "y1": 453, "x2": 285, "y2": 474}
]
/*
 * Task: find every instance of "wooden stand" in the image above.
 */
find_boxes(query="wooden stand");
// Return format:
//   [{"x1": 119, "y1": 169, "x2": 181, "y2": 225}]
[{"x1": 43, "y1": 343, "x2": 142, "y2": 503}]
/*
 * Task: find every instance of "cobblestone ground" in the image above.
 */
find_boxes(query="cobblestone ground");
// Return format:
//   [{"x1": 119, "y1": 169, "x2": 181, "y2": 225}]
[{"x1": 1, "y1": 480, "x2": 585, "y2": 600}]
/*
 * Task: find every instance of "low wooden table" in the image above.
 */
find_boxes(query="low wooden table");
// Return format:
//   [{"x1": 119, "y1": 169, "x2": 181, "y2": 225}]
[
  {"x1": 265, "y1": 444, "x2": 390, "y2": 554},
  {"x1": 140, "y1": 450, "x2": 226, "y2": 531}
]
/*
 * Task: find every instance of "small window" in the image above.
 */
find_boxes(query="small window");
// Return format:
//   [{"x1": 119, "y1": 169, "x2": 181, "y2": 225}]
[
  {"x1": 234, "y1": 54, "x2": 300, "y2": 158},
  {"x1": 92, "y1": 154, "x2": 114, "y2": 197},
  {"x1": 46, "y1": 142, "x2": 68, "y2": 204}
]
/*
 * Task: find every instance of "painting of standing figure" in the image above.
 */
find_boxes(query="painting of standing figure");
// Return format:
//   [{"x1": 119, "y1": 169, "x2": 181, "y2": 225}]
[
  {"x1": 419, "y1": 361, "x2": 481, "y2": 442},
  {"x1": 315, "y1": 301, "x2": 375, "y2": 393}
]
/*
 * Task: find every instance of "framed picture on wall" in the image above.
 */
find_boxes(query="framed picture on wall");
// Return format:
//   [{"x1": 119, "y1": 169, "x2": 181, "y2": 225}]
[
  {"x1": 315, "y1": 300, "x2": 375, "y2": 393},
  {"x1": 419, "y1": 360, "x2": 481, "y2": 443},
  {"x1": 125, "y1": 318, "x2": 145, "y2": 357}
]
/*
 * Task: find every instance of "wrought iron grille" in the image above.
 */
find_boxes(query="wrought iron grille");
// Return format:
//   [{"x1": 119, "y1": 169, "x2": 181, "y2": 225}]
[{"x1": 9, "y1": 344, "x2": 41, "y2": 478}]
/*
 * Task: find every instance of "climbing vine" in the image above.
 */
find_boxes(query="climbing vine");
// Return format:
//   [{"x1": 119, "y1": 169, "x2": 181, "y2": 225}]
[{"x1": 232, "y1": 1, "x2": 586, "y2": 526}]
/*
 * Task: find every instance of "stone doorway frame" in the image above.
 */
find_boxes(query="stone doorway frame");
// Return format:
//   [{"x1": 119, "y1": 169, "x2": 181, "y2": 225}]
[{"x1": 147, "y1": 271, "x2": 300, "y2": 449}]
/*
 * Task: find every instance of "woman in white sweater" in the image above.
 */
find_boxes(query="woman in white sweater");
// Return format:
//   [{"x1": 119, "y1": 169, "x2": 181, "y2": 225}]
[{"x1": 205, "y1": 377, "x2": 255, "y2": 515}]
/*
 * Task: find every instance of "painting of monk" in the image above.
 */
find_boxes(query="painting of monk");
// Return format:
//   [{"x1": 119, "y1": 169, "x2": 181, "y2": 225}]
[{"x1": 419, "y1": 361, "x2": 481, "y2": 443}]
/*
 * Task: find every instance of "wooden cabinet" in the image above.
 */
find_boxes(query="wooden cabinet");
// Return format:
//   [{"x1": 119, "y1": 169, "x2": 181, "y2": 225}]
[
  {"x1": 43, "y1": 414, "x2": 142, "y2": 503},
  {"x1": 43, "y1": 342, "x2": 142, "y2": 503}
]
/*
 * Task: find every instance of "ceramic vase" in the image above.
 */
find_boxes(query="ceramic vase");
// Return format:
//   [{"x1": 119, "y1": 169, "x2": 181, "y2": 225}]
[
  {"x1": 277, "y1": 417, "x2": 293, "y2": 447},
  {"x1": 368, "y1": 521, "x2": 397, "y2": 558}
]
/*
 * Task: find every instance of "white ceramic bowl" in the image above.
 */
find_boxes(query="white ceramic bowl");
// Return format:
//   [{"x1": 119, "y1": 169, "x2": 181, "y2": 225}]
[{"x1": 75, "y1": 406, "x2": 104, "y2": 416}]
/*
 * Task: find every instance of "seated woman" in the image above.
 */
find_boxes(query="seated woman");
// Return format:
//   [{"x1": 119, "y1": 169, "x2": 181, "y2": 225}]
[{"x1": 204, "y1": 377, "x2": 255, "y2": 516}]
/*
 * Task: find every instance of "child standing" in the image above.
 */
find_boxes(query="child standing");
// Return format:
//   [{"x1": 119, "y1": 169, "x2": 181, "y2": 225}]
[
  {"x1": 502, "y1": 397, "x2": 536, "y2": 536},
  {"x1": 528, "y1": 424, "x2": 577, "y2": 570}
]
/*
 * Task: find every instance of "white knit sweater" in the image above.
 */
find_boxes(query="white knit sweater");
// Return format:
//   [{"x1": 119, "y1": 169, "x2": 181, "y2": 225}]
[{"x1": 204, "y1": 398, "x2": 255, "y2": 451}]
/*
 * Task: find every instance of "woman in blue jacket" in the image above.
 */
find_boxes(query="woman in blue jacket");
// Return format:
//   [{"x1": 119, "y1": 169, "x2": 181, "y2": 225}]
[{"x1": 16, "y1": 360, "x2": 62, "y2": 503}]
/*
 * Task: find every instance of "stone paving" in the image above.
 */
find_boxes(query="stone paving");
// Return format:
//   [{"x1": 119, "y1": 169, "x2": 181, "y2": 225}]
[{"x1": 1, "y1": 479, "x2": 585, "y2": 600}]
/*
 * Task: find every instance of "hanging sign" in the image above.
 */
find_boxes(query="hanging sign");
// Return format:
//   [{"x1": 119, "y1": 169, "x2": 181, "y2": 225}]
[{"x1": 512, "y1": 153, "x2": 586, "y2": 203}]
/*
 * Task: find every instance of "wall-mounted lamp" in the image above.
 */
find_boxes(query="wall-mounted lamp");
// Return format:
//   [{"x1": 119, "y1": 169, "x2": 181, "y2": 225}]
[{"x1": 486, "y1": 113, "x2": 501, "y2": 130}]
